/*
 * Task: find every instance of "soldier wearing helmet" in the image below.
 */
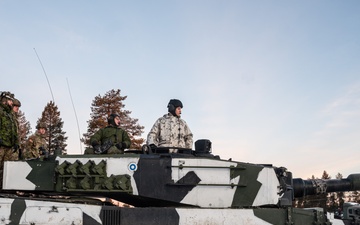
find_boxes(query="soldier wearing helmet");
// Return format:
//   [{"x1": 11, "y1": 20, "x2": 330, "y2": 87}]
[
  {"x1": 23, "y1": 122, "x2": 47, "y2": 160},
  {"x1": 146, "y1": 99, "x2": 193, "y2": 152},
  {"x1": 11, "y1": 98, "x2": 21, "y2": 133},
  {"x1": 11, "y1": 98, "x2": 22, "y2": 152},
  {"x1": 36, "y1": 122, "x2": 47, "y2": 130},
  {"x1": 0, "y1": 91, "x2": 19, "y2": 189},
  {"x1": 87, "y1": 113, "x2": 131, "y2": 154},
  {"x1": 0, "y1": 91, "x2": 14, "y2": 107},
  {"x1": 12, "y1": 98, "x2": 21, "y2": 114}
]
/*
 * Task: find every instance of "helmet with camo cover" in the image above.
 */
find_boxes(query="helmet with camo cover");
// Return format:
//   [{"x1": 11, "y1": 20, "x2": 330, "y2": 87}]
[
  {"x1": 1, "y1": 91, "x2": 14, "y2": 102},
  {"x1": 36, "y1": 122, "x2": 47, "y2": 130},
  {"x1": 13, "y1": 98, "x2": 21, "y2": 107}
]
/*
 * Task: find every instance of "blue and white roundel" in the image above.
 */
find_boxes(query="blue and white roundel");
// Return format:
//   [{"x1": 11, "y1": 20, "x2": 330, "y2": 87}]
[{"x1": 128, "y1": 162, "x2": 137, "y2": 171}]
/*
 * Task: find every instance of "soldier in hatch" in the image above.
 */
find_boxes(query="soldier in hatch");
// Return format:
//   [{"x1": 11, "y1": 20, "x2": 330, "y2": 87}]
[
  {"x1": 24, "y1": 122, "x2": 47, "y2": 159},
  {"x1": 87, "y1": 113, "x2": 131, "y2": 154},
  {"x1": 0, "y1": 91, "x2": 19, "y2": 189},
  {"x1": 146, "y1": 99, "x2": 193, "y2": 152}
]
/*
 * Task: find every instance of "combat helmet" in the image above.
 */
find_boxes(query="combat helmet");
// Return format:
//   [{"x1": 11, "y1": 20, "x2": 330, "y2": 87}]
[
  {"x1": 36, "y1": 122, "x2": 47, "y2": 130},
  {"x1": 0, "y1": 91, "x2": 14, "y2": 102},
  {"x1": 13, "y1": 98, "x2": 21, "y2": 107},
  {"x1": 107, "y1": 113, "x2": 120, "y2": 126},
  {"x1": 167, "y1": 99, "x2": 183, "y2": 116}
]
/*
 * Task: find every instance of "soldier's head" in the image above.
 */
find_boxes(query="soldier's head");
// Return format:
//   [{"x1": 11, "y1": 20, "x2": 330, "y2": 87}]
[
  {"x1": 167, "y1": 99, "x2": 183, "y2": 117},
  {"x1": 108, "y1": 113, "x2": 120, "y2": 127},
  {"x1": 0, "y1": 91, "x2": 14, "y2": 106},
  {"x1": 36, "y1": 122, "x2": 47, "y2": 134},
  {"x1": 12, "y1": 98, "x2": 21, "y2": 113}
]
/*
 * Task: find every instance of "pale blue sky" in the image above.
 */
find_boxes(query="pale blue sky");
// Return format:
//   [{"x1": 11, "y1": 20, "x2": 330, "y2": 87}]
[{"x1": 1, "y1": 1, "x2": 360, "y2": 179}]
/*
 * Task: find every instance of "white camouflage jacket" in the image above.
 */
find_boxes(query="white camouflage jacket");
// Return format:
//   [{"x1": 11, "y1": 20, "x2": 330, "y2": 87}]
[{"x1": 147, "y1": 113, "x2": 193, "y2": 149}]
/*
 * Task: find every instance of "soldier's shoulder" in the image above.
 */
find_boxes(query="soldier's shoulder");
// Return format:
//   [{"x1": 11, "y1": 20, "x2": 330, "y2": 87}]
[
  {"x1": 161, "y1": 114, "x2": 172, "y2": 120},
  {"x1": 155, "y1": 116, "x2": 167, "y2": 124},
  {"x1": 151, "y1": 115, "x2": 165, "y2": 123},
  {"x1": 102, "y1": 126, "x2": 118, "y2": 133},
  {"x1": 0, "y1": 105, "x2": 5, "y2": 114}
]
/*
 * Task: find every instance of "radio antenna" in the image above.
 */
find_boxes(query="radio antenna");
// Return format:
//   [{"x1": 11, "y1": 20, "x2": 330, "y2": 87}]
[
  {"x1": 33, "y1": 48, "x2": 55, "y2": 103},
  {"x1": 66, "y1": 78, "x2": 83, "y2": 154}
]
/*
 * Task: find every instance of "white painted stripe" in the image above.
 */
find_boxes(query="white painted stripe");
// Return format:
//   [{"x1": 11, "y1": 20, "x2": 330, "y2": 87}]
[
  {"x1": 0, "y1": 198, "x2": 14, "y2": 224},
  {"x1": 3, "y1": 161, "x2": 36, "y2": 190},
  {"x1": 21, "y1": 207, "x2": 83, "y2": 224},
  {"x1": 172, "y1": 158, "x2": 240, "y2": 207},
  {"x1": 23, "y1": 198, "x2": 103, "y2": 224},
  {"x1": 253, "y1": 167, "x2": 280, "y2": 206},
  {"x1": 177, "y1": 208, "x2": 272, "y2": 225}
]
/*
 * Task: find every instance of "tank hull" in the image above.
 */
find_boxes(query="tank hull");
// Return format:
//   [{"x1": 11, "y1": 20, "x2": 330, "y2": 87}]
[{"x1": 0, "y1": 196, "x2": 335, "y2": 225}]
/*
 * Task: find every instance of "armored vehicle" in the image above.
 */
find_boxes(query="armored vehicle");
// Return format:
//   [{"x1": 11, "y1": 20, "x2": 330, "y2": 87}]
[
  {"x1": 1, "y1": 139, "x2": 360, "y2": 224},
  {"x1": 337, "y1": 202, "x2": 360, "y2": 225}
]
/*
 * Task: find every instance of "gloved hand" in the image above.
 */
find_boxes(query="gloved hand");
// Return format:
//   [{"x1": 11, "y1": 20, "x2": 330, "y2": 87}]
[
  {"x1": 115, "y1": 142, "x2": 127, "y2": 150},
  {"x1": 39, "y1": 146, "x2": 46, "y2": 155},
  {"x1": 94, "y1": 145, "x2": 102, "y2": 154},
  {"x1": 91, "y1": 141, "x2": 100, "y2": 148},
  {"x1": 149, "y1": 144, "x2": 157, "y2": 150},
  {"x1": 13, "y1": 144, "x2": 19, "y2": 153}
]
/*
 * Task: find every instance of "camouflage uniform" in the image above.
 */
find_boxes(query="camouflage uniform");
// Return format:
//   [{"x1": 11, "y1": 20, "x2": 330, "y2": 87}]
[
  {"x1": 24, "y1": 131, "x2": 47, "y2": 159},
  {"x1": 11, "y1": 111, "x2": 19, "y2": 138},
  {"x1": 147, "y1": 113, "x2": 193, "y2": 149},
  {"x1": 0, "y1": 93, "x2": 19, "y2": 189},
  {"x1": 89, "y1": 126, "x2": 131, "y2": 154},
  {"x1": 12, "y1": 99, "x2": 21, "y2": 149}
]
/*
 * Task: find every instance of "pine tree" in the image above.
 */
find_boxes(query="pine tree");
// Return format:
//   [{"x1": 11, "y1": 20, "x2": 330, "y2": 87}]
[
  {"x1": 294, "y1": 198, "x2": 304, "y2": 208},
  {"x1": 335, "y1": 173, "x2": 345, "y2": 212},
  {"x1": 39, "y1": 101, "x2": 68, "y2": 154},
  {"x1": 318, "y1": 171, "x2": 330, "y2": 210},
  {"x1": 351, "y1": 190, "x2": 360, "y2": 203},
  {"x1": 16, "y1": 110, "x2": 31, "y2": 151},
  {"x1": 328, "y1": 192, "x2": 337, "y2": 213},
  {"x1": 82, "y1": 89, "x2": 145, "y2": 149}
]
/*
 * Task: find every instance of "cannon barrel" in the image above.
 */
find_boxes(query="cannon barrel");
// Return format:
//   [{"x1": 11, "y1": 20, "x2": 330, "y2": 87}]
[{"x1": 292, "y1": 173, "x2": 360, "y2": 198}]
